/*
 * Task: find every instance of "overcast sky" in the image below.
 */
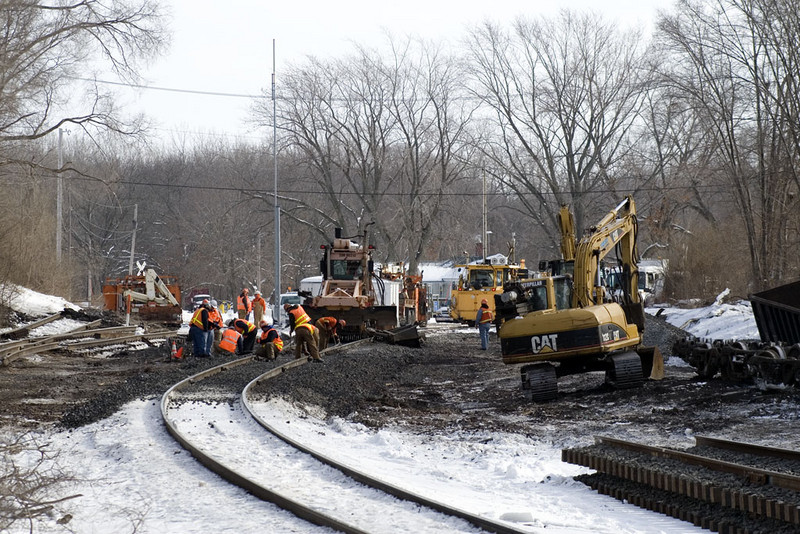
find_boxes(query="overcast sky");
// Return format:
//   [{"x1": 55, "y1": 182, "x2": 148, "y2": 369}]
[{"x1": 116, "y1": 0, "x2": 665, "y2": 145}]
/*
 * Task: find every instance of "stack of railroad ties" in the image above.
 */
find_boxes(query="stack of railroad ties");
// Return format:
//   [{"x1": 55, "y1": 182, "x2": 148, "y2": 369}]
[{"x1": 562, "y1": 436, "x2": 800, "y2": 534}]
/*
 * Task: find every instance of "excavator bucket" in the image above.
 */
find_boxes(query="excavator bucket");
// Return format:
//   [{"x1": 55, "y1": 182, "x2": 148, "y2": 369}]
[{"x1": 637, "y1": 345, "x2": 665, "y2": 380}]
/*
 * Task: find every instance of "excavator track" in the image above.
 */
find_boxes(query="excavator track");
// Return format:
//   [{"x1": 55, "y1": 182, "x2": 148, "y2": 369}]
[
  {"x1": 520, "y1": 363, "x2": 558, "y2": 401},
  {"x1": 605, "y1": 352, "x2": 644, "y2": 389}
]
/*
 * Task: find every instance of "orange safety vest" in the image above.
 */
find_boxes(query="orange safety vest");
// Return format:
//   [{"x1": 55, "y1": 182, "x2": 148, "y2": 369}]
[
  {"x1": 477, "y1": 308, "x2": 493, "y2": 324},
  {"x1": 317, "y1": 316, "x2": 338, "y2": 331},
  {"x1": 234, "y1": 319, "x2": 256, "y2": 334},
  {"x1": 208, "y1": 308, "x2": 223, "y2": 329},
  {"x1": 219, "y1": 328, "x2": 241, "y2": 353},
  {"x1": 237, "y1": 294, "x2": 252, "y2": 312},
  {"x1": 190, "y1": 308, "x2": 207, "y2": 329},
  {"x1": 260, "y1": 328, "x2": 284, "y2": 351},
  {"x1": 297, "y1": 323, "x2": 316, "y2": 334},
  {"x1": 288, "y1": 306, "x2": 311, "y2": 328}
]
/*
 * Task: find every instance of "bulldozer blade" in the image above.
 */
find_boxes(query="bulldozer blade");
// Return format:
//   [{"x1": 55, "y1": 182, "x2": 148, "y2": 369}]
[{"x1": 637, "y1": 345, "x2": 665, "y2": 380}]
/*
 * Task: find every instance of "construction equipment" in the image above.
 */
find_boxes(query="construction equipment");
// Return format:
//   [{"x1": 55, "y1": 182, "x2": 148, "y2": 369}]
[
  {"x1": 495, "y1": 196, "x2": 664, "y2": 401},
  {"x1": 301, "y1": 228, "x2": 426, "y2": 342},
  {"x1": 673, "y1": 279, "x2": 800, "y2": 389},
  {"x1": 449, "y1": 259, "x2": 529, "y2": 325},
  {"x1": 102, "y1": 268, "x2": 182, "y2": 325}
]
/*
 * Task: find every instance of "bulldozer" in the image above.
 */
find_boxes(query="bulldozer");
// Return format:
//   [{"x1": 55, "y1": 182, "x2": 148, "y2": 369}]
[
  {"x1": 494, "y1": 196, "x2": 664, "y2": 401},
  {"x1": 301, "y1": 227, "x2": 426, "y2": 342}
]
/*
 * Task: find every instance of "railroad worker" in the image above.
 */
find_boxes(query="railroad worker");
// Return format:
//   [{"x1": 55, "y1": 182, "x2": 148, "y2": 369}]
[
  {"x1": 252, "y1": 290, "x2": 267, "y2": 326},
  {"x1": 237, "y1": 288, "x2": 252, "y2": 320},
  {"x1": 206, "y1": 299, "x2": 224, "y2": 354},
  {"x1": 284, "y1": 303, "x2": 322, "y2": 362},
  {"x1": 228, "y1": 318, "x2": 258, "y2": 353},
  {"x1": 255, "y1": 320, "x2": 284, "y2": 361},
  {"x1": 217, "y1": 326, "x2": 243, "y2": 355},
  {"x1": 188, "y1": 300, "x2": 212, "y2": 357},
  {"x1": 315, "y1": 316, "x2": 345, "y2": 351},
  {"x1": 475, "y1": 298, "x2": 493, "y2": 350}
]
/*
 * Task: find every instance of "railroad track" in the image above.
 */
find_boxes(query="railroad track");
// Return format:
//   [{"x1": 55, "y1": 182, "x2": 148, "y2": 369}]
[
  {"x1": 0, "y1": 318, "x2": 177, "y2": 365},
  {"x1": 562, "y1": 435, "x2": 800, "y2": 534},
  {"x1": 160, "y1": 341, "x2": 528, "y2": 534}
]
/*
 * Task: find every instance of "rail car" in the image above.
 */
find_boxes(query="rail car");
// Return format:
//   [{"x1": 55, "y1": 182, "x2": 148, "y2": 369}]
[{"x1": 672, "y1": 279, "x2": 800, "y2": 389}]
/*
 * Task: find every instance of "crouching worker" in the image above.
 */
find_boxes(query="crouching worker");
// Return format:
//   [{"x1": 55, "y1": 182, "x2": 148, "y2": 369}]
[
  {"x1": 285, "y1": 303, "x2": 322, "y2": 362},
  {"x1": 255, "y1": 320, "x2": 283, "y2": 361},
  {"x1": 315, "y1": 316, "x2": 345, "y2": 351},
  {"x1": 217, "y1": 326, "x2": 243, "y2": 355},
  {"x1": 228, "y1": 318, "x2": 258, "y2": 354}
]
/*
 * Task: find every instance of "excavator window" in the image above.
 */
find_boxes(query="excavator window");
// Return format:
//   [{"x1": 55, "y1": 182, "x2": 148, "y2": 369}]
[
  {"x1": 527, "y1": 287, "x2": 548, "y2": 311},
  {"x1": 553, "y1": 276, "x2": 573, "y2": 310}
]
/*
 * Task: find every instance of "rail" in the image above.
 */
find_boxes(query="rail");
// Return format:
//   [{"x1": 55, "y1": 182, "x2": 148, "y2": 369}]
[
  {"x1": 562, "y1": 436, "x2": 800, "y2": 532},
  {"x1": 162, "y1": 341, "x2": 527, "y2": 534}
]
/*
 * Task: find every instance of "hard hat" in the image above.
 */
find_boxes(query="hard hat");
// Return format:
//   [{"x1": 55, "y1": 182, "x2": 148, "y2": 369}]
[
  {"x1": 202, "y1": 298, "x2": 209, "y2": 305},
  {"x1": 338, "y1": 319, "x2": 346, "y2": 327},
  {"x1": 481, "y1": 298, "x2": 488, "y2": 305},
  {"x1": 255, "y1": 290, "x2": 261, "y2": 295},
  {"x1": 259, "y1": 320, "x2": 268, "y2": 328},
  {"x1": 210, "y1": 299, "x2": 218, "y2": 307}
]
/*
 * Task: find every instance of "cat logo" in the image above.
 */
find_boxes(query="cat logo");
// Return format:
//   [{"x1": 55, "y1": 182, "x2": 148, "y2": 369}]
[{"x1": 531, "y1": 334, "x2": 558, "y2": 353}]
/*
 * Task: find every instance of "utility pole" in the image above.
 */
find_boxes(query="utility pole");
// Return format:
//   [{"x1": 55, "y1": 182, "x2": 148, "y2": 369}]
[
  {"x1": 257, "y1": 233, "x2": 262, "y2": 293},
  {"x1": 482, "y1": 170, "x2": 487, "y2": 263},
  {"x1": 56, "y1": 129, "x2": 63, "y2": 262},
  {"x1": 128, "y1": 204, "x2": 138, "y2": 275},
  {"x1": 273, "y1": 39, "x2": 282, "y2": 321}
]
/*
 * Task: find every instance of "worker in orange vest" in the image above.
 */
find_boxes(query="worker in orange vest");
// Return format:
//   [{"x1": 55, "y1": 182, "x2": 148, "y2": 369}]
[
  {"x1": 284, "y1": 303, "x2": 322, "y2": 362},
  {"x1": 255, "y1": 320, "x2": 284, "y2": 361},
  {"x1": 314, "y1": 316, "x2": 346, "y2": 351},
  {"x1": 207, "y1": 299, "x2": 224, "y2": 353},
  {"x1": 252, "y1": 290, "x2": 267, "y2": 326},
  {"x1": 189, "y1": 300, "x2": 212, "y2": 357},
  {"x1": 229, "y1": 318, "x2": 258, "y2": 353},
  {"x1": 237, "y1": 288, "x2": 252, "y2": 320},
  {"x1": 218, "y1": 327, "x2": 243, "y2": 355},
  {"x1": 475, "y1": 298, "x2": 493, "y2": 350}
]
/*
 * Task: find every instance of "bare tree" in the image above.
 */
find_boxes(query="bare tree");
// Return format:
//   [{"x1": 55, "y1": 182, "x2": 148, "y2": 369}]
[
  {"x1": 255, "y1": 37, "x2": 474, "y2": 273},
  {"x1": 656, "y1": 0, "x2": 800, "y2": 288},
  {"x1": 0, "y1": 0, "x2": 166, "y2": 148},
  {"x1": 465, "y1": 11, "x2": 647, "y2": 235}
]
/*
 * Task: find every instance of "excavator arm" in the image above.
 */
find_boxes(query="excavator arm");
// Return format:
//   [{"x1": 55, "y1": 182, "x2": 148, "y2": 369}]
[
  {"x1": 571, "y1": 196, "x2": 643, "y2": 331},
  {"x1": 558, "y1": 205, "x2": 576, "y2": 262}
]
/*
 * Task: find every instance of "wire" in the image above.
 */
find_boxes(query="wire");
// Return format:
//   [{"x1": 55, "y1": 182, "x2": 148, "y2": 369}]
[{"x1": 69, "y1": 77, "x2": 266, "y2": 99}]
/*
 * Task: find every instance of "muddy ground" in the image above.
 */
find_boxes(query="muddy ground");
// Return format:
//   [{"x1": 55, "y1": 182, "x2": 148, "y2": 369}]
[{"x1": 2, "y1": 313, "x2": 799, "y2": 451}]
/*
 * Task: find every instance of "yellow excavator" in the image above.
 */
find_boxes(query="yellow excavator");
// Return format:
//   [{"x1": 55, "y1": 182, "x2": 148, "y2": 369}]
[{"x1": 495, "y1": 196, "x2": 664, "y2": 401}]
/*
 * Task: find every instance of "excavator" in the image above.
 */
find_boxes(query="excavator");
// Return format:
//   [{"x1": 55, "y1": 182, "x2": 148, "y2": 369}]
[{"x1": 494, "y1": 196, "x2": 664, "y2": 401}]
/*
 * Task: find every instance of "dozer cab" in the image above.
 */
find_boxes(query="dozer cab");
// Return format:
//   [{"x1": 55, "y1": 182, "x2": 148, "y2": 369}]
[{"x1": 495, "y1": 196, "x2": 664, "y2": 401}]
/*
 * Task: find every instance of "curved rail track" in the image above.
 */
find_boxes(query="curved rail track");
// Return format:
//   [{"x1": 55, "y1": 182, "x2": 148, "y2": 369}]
[
  {"x1": 563, "y1": 435, "x2": 800, "y2": 534},
  {"x1": 160, "y1": 342, "x2": 529, "y2": 534}
]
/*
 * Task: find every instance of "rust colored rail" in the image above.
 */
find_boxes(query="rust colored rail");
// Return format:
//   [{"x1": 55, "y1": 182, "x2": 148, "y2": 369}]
[{"x1": 562, "y1": 436, "x2": 800, "y2": 532}]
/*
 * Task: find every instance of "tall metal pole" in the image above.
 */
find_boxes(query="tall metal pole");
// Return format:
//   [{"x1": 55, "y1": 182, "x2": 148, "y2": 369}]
[
  {"x1": 56, "y1": 128, "x2": 63, "y2": 262},
  {"x1": 273, "y1": 39, "x2": 282, "y2": 322},
  {"x1": 482, "y1": 170, "x2": 487, "y2": 263},
  {"x1": 128, "y1": 204, "x2": 138, "y2": 275}
]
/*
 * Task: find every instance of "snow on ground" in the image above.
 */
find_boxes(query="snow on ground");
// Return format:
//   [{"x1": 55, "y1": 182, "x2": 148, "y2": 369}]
[
  {"x1": 2, "y1": 288, "x2": 763, "y2": 533},
  {"x1": 3, "y1": 285, "x2": 80, "y2": 317},
  {"x1": 647, "y1": 292, "x2": 759, "y2": 341}
]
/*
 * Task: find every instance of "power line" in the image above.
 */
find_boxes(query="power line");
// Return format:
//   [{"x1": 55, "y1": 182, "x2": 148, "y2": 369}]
[{"x1": 70, "y1": 77, "x2": 266, "y2": 99}]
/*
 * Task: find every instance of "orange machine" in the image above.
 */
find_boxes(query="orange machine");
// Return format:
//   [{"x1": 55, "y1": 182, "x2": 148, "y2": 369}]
[{"x1": 103, "y1": 268, "x2": 182, "y2": 325}]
